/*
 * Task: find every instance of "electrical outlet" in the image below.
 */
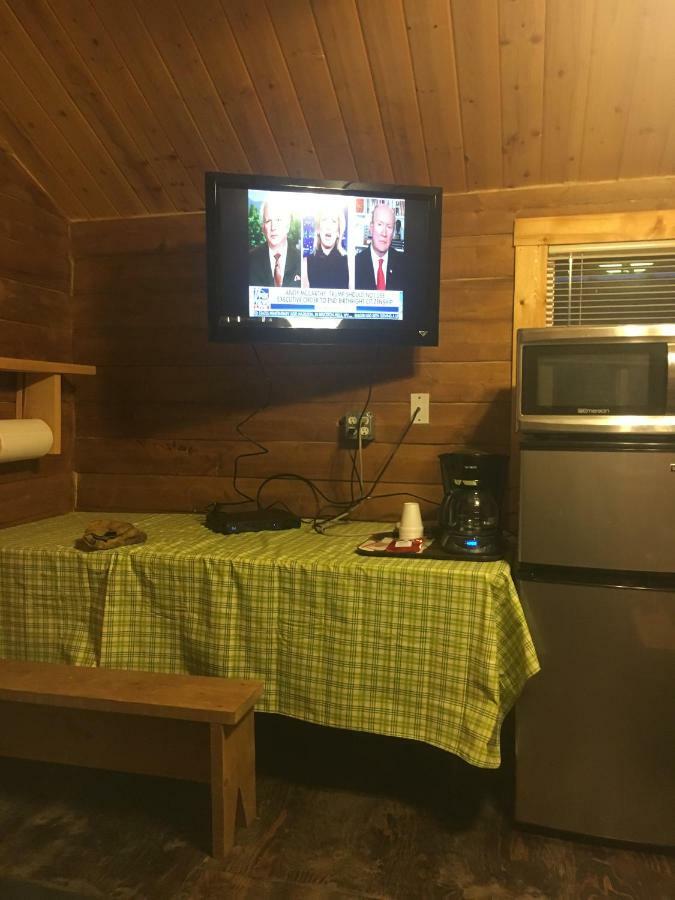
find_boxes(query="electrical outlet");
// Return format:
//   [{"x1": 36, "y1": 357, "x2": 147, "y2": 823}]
[
  {"x1": 341, "y1": 410, "x2": 374, "y2": 443},
  {"x1": 410, "y1": 393, "x2": 430, "y2": 424}
]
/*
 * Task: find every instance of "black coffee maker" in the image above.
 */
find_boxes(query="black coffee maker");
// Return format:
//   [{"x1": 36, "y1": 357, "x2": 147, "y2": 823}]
[{"x1": 438, "y1": 451, "x2": 508, "y2": 560}]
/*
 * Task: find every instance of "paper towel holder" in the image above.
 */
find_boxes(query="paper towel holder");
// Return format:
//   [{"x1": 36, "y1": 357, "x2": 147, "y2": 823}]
[{"x1": 0, "y1": 356, "x2": 96, "y2": 455}]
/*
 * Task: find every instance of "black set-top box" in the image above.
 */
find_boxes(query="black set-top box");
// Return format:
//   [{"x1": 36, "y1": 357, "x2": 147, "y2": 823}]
[{"x1": 205, "y1": 505, "x2": 301, "y2": 535}]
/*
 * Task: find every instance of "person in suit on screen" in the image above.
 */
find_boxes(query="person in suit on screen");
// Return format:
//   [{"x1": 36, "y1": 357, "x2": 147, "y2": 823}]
[
  {"x1": 306, "y1": 202, "x2": 349, "y2": 289},
  {"x1": 354, "y1": 202, "x2": 406, "y2": 292},
  {"x1": 249, "y1": 195, "x2": 301, "y2": 288}
]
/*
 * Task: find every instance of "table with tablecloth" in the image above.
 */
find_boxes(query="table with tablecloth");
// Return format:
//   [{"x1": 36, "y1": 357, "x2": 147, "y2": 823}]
[{"x1": 0, "y1": 512, "x2": 539, "y2": 768}]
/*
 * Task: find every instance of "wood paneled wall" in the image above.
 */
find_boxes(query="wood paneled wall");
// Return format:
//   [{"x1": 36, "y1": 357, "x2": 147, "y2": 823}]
[
  {"x1": 71, "y1": 174, "x2": 675, "y2": 523},
  {"x1": 0, "y1": 148, "x2": 74, "y2": 527}
]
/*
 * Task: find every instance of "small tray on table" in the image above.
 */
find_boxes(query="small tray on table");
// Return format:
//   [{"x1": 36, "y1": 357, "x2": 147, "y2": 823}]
[{"x1": 356, "y1": 530, "x2": 456, "y2": 559}]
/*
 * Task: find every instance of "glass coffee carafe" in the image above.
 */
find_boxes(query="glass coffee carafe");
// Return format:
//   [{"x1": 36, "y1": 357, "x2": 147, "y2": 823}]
[
  {"x1": 438, "y1": 451, "x2": 508, "y2": 560},
  {"x1": 445, "y1": 482, "x2": 500, "y2": 538}
]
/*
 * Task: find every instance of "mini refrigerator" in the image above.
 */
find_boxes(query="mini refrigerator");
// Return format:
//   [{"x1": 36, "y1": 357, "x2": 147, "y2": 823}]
[{"x1": 516, "y1": 438, "x2": 675, "y2": 846}]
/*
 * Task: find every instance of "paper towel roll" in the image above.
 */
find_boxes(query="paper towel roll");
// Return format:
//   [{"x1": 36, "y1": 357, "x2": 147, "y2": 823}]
[{"x1": 0, "y1": 418, "x2": 54, "y2": 462}]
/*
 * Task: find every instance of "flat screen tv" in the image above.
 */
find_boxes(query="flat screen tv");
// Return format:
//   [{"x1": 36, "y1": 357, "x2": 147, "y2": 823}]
[{"x1": 205, "y1": 172, "x2": 442, "y2": 345}]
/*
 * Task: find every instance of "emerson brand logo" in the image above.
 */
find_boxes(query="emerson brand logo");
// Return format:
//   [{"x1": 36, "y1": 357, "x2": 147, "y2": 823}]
[{"x1": 578, "y1": 407, "x2": 611, "y2": 414}]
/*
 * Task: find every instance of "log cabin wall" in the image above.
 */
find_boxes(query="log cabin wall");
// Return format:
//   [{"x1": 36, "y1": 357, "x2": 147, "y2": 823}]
[
  {"x1": 1, "y1": 0, "x2": 672, "y2": 523},
  {"x1": 71, "y1": 173, "x2": 675, "y2": 522},
  {"x1": 0, "y1": 149, "x2": 74, "y2": 526}
]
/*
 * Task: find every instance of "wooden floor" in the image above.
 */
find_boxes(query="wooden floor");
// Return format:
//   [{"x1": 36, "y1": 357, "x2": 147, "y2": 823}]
[{"x1": 0, "y1": 714, "x2": 672, "y2": 900}]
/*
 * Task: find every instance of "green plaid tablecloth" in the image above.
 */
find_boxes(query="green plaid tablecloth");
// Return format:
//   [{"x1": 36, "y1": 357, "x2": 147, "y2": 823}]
[{"x1": 0, "y1": 512, "x2": 539, "y2": 768}]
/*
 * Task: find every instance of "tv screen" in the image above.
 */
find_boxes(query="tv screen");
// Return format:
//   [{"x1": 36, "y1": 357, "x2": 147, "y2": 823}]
[{"x1": 205, "y1": 172, "x2": 442, "y2": 345}]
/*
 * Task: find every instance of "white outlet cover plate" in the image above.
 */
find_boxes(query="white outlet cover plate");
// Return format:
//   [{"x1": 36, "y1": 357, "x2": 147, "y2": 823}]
[{"x1": 410, "y1": 393, "x2": 429, "y2": 424}]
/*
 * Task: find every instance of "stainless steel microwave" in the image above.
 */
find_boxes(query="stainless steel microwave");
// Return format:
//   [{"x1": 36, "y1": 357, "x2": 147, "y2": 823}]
[{"x1": 516, "y1": 324, "x2": 675, "y2": 434}]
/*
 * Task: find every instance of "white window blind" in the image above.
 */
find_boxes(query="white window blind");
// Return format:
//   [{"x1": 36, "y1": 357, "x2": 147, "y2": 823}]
[{"x1": 546, "y1": 242, "x2": 675, "y2": 326}]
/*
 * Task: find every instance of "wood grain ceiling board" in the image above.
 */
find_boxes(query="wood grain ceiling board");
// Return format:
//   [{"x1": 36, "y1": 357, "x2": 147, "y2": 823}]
[
  {"x1": 0, "y1": 149, "x2": 64, "y2": 231},
  {"x1": 310, "y1": 0, "x2": 394, "y2": 185},
  {"x1": 266, "y1": 0, "x2": 358, "y2": 180},
  {"x1": 403, "y1": 0, "x2": 466, "y2": 192},
  {"x1": 0, "y1": 0, "x2": 673, "y2": 221},
  {"x1": 579, "y1": 0, "x2": 645, "y2": 181},
  {"x1": 0, "y1": 146, "x2": 60, "y2": 214},
  {"x1": 619, "y1": 0, "x2": 675, "y2": 178},
  {"x1": 498, "y1": 0, "x2": 546, "y2": 188},
  {"x1": 224, "y1": 0, "x2": 322, "y2": 178},
  {"x1": 451, "y1": 0, "x2": 503, "y2": 189},
  {"x1": 0, "y1": 88, "x2": 88, "y2": 220},
  {"x1": 93, "y1": 0, "x2": 216, "y2": 193},
  {"x1": 357, "y1": 0, "x2": 429, "y2": 185},
  {"x1": 541, "y1": 0, "x2": 594, "y2": 185},
  {"x1": 174, "y1": 0, "x2": 285, "y2": 177},
  {"x1": 0, "y1": 54, "x2": 112, "y2": 218},
  {"x1": 0, "y1": 1, "x2": 142, "y2": 216},
  {"x1": 7, "y1": 0, "x2": 170, "y2": 215},
  {"x1": 45, "y1": 0, "x2": 203, "y2": 212},
  {"x1": 134, "y1": 0, "x2": 251, "y2": 176}
]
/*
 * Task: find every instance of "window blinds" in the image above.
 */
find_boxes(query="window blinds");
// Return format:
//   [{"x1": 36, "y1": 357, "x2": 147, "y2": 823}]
[{"x1": 546, "y1": 242, "x2": 675, "y2": 326}]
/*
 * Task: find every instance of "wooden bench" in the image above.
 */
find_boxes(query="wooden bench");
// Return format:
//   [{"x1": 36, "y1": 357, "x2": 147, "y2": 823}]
[{"x1": 0, "y1": 660, "x2": 263, "y2": 858}]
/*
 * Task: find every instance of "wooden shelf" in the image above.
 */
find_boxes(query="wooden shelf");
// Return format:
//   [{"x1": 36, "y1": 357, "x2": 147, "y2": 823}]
[
  {"x1": 0, "y1": 357, "x2": 96, "y2": 456},
  {"x1": 0, "y1": 357, "x2": 96, "y2": 376}
]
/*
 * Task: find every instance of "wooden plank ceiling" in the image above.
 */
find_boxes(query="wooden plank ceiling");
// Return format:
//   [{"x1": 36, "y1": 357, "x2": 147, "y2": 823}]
[{"x1": 0, "y1": 0, "x2": 673, "y2": 222}]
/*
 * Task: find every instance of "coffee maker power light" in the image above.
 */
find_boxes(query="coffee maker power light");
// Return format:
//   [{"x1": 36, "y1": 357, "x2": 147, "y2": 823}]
[{"x1": 437, "y1": 451, "x2": 508, "y2": 561}]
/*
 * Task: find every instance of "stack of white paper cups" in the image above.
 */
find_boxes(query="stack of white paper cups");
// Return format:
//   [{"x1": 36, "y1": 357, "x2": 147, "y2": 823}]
[{"x1": 398, "y1": 502, "x2": 424, "y2": 540}]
